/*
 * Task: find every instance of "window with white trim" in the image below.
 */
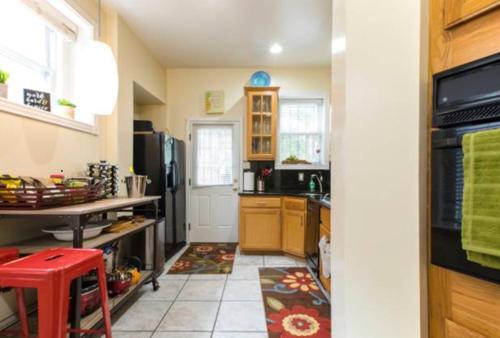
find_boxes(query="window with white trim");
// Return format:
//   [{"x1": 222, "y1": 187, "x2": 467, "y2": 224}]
[
  {"x1": 278, "y1": 98, "x2": 328, "y2": 167},
  {"x1": 0, "y1": 0, "x2": 94, "y2": 125}
]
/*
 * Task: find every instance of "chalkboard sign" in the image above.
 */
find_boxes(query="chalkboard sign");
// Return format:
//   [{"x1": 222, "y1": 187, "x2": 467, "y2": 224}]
[{"x1": 23, "y1": 89, "x2": 51, "y2": 112}]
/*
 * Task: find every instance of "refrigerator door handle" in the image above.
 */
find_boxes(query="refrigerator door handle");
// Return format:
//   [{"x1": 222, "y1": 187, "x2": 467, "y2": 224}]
[
  {"x1": 173, "y1": 161, "x2": 181, "y2": 189},
  {"x1": 171, "y1": 161, "x2": 177, "y2": 192}
]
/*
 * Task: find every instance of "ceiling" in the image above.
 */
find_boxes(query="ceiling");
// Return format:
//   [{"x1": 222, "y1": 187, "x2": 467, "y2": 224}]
[{"x1": 104, "y1": 0, "x2": 332, "y2": 68}]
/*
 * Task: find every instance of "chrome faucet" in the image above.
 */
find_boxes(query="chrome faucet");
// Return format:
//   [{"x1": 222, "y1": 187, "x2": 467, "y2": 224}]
[{"x1": 311, "y1": 173, "x2": 323, "y2": 194}]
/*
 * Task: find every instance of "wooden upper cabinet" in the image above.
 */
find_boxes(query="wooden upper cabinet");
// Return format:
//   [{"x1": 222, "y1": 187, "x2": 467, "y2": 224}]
[
  {"x1": 444, "y1": 0, "x2": 500, "y2": 28},
  {"x1": 245, "y1": 87, "x2": 279, "y2": 161}
]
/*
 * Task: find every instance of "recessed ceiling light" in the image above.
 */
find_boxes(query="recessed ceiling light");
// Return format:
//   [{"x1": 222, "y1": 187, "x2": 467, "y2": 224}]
[{"x1": 270, "y1": 43, "x2": 283, "y2": 54}]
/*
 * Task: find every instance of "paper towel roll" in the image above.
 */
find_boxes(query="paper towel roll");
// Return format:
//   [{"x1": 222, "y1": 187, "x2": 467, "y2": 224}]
[{"x1": 243, "y1": 172, "x2": 255, "y2": 191}]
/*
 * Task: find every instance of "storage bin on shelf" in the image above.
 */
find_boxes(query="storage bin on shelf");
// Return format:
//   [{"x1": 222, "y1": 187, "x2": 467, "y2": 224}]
[{"x1": 0, "y1": 183, "x2": 101, "y2": 209}]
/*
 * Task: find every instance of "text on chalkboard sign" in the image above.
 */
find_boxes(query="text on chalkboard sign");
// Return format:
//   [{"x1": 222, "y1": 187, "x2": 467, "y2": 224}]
[{"x1": 23, "y1": 89, "x2": 51, "y2": 112}]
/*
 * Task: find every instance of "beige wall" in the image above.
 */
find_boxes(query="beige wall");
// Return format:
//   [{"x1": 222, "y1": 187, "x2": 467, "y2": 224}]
[
  {"x1": 0, "y1": 2, "x2": 167, "y2": 325},
  {"x1": 0, "y1": 0, "x2": 101, "y2": 325},
  {"x1": 331, "y1": 0, "x2": 428, "y2": 337},
  {"x1": 136, "y1": 104, "x2": 168, "y2": 132},
  {"x1": 0, "y1": 113, "x2": 103, "y2": 178},
  {"x1": 108, "y1": 14, "x2": 167, "y2": 181},
  {"x1": 0, "y1": 0, "x2": 104, "y2": 177},
  {"x1": 166, "y1": 68, "x2": 330, "y2": 141}
]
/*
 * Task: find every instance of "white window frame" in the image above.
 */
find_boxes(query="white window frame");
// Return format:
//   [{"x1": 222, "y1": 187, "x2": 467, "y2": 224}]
[
  {"x1": 275, "y1": 91, "x2": 331, "y2": 170},
  {"x1": 0, "y1": 0, "x2": 98, "y2": 135}
]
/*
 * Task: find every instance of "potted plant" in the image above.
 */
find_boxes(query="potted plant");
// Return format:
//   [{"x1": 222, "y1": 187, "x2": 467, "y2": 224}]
[
  {"x1": 56, "y1": 98, "x2": 77, "y2": 119},
  {"x1": 0, "y1": 69, "x2": 9, "y2": 99},
  {"x1": 282, "y1": 155, "x2": 311, "y2": 165},
  {"x1": 257, "y1": 167, "x2": 273, "y2": 191}
]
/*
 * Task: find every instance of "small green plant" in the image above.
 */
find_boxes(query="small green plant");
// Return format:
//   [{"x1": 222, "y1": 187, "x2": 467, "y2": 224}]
[
  {"x1": 0, "y1": 69, "x2": 9, "y2": 84},
  {"x1": 57, "y1": 98, "x2": 76, "y2": 108},
  {"x1": 285, "y1": 155, "x2": 299, "y2": 161}
]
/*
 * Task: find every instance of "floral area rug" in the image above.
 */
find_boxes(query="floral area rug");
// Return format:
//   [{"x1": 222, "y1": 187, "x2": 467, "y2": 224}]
[
  {"x1": 167, "y1": 243, "x2": 237, "y2": 274},
  {"x1": 259, "y1": 267, "x2": 331, "y2": 337}
]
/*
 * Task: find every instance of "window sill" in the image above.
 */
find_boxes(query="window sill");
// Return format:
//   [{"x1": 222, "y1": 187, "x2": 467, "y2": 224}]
[
  {"x1": 0, "y1": 97, "x2": 98, "y2": 135},
  {"x1": 274, "y1": 163, "x2": 330, "y2": 170}
]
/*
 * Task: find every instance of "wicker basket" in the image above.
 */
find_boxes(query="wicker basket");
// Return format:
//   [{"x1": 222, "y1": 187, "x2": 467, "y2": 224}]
[{"x1": 0, "y1": 185, "x2": 101, "y2": 210}]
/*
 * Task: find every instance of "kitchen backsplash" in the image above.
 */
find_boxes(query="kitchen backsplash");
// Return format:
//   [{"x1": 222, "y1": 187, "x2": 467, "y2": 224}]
[{"x1": 249, "y1": 161, "x2": 331, "y2": 192}]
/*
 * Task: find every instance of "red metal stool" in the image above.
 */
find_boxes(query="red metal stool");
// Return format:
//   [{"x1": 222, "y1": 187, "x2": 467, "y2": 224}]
[
  {"x1": 0, "y1": 248, "x2": 112, "y2": 338},
  {"x1": 0, "y1": 248, "x2": 29, "y2": 338}
]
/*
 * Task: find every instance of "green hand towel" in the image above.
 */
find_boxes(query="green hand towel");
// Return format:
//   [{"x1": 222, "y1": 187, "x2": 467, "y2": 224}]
[{"x1": 462, "y1": 128, "x2": 500, "y2": 269}]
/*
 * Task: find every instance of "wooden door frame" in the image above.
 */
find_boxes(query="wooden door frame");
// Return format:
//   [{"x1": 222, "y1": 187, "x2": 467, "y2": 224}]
[{"x1": 185, "y1": 118, "x2": 243, "y2": 243}]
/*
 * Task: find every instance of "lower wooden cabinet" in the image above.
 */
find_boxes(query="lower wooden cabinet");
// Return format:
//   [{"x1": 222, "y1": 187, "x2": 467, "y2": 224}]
[
  {"x1": 240, "y1": 198, "x2": 281, "y2": 251},
  {"x1": 240, "y1": 196, "x2": 328, "y2": 263},
  {"x1": 282, "y1": 197, "x2": 307, "y2": 257},
  {"x1": 282, "y1": 209, "x2": 306, "y2": 257},
  {"x1": 319, "y1": 224, "x2": 331, "y2": 293},
  {"x1": 319, "y1": 206, "x2": 331, "y2": 293},
  {"x1": 430, "y1": 265, "x2": 500, "y2": 338},
  {"x1": 445, "y1": 319, "x2": 486, "y2": 338}
]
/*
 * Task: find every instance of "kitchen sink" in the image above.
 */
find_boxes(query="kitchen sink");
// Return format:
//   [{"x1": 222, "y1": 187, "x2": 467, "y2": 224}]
[
  {"x1": 321, "y1": 194, "x2": 331, "y2": 207},
  {"x1": 297, "y1": 192, "x2": 331, "y2": 207},
  {"x1": 301, "y1": 193, "x2": 323, "y2": 199}
]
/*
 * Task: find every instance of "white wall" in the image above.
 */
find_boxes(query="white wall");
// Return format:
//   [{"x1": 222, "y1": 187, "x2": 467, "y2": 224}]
[
  {"x1": 166, "y1": 68, "x2": 331, "y2": 140},
  {"x1": 331, "y1": 0, "x2": 428, "y2": 337}
]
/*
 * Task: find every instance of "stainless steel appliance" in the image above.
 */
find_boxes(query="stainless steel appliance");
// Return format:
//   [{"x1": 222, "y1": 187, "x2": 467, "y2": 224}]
[
  {"x1": 256, "y1": 177, "x2": 265, "y2": 192},
  {"x1": 431, "y1": 52, "x2": 500, "y2": 284},
  {"x1": 135, "y1": 217, "x2": 166, "y2": 275},
  {"x1": 133, "y1": 123, "x2": 187, "y2": 259}
]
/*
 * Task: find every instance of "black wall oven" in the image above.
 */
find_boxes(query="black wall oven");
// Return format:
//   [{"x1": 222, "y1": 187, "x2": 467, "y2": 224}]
[{"x1": 431, "y1": 52, "x2": 500, "y2": 284}]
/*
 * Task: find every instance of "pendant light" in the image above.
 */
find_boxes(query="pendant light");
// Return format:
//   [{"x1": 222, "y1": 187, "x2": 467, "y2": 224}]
[{"x1": 77, "y1": 0, "x2": 118, "y2": 116}]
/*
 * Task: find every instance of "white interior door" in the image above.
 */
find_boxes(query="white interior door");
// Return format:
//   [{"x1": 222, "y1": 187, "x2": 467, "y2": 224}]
[{"x1": 188, "y1": 121, "x2": 240, "y2": 243}]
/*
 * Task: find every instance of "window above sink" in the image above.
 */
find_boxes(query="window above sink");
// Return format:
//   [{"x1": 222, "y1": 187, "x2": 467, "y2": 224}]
[{"x1": 275, "y1": 92, "x2": 330, "y2": 170}]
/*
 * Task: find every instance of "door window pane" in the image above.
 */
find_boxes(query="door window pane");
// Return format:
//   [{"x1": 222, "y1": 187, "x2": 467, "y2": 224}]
[{"x1": 193, "y1": 125, "x2": 233, "y2": 186}]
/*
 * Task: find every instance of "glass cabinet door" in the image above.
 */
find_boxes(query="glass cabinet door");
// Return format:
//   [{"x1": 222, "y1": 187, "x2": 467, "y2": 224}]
[{"x1": 246, "y1": 88, "x2": 279, "y2": 160}]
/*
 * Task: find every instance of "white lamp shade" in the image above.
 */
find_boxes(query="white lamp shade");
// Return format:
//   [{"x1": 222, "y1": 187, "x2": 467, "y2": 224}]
[{"x1": 76, "y1": 41, "x2": 118, "y2": 116}]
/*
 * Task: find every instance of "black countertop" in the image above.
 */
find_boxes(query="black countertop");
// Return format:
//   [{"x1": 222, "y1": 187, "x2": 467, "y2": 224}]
[{"x1": 239, "y1": 190, "x2": 331, "y2": 209}]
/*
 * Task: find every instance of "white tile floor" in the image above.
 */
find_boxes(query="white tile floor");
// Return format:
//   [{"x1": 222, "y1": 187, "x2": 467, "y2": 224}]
[{"x1": 108, "y1": 246, "x2": 308, "y2": 338}]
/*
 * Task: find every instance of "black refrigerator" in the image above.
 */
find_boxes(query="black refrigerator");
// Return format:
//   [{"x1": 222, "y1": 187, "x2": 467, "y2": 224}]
[{"x1": 133, "y1": 132, "x2": 186, "y2": 259}]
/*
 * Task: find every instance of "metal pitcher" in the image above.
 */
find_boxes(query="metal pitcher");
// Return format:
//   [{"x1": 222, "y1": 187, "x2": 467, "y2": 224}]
[{"x1": 124, "y1": 175, "x2": 151, "y2": 198}]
